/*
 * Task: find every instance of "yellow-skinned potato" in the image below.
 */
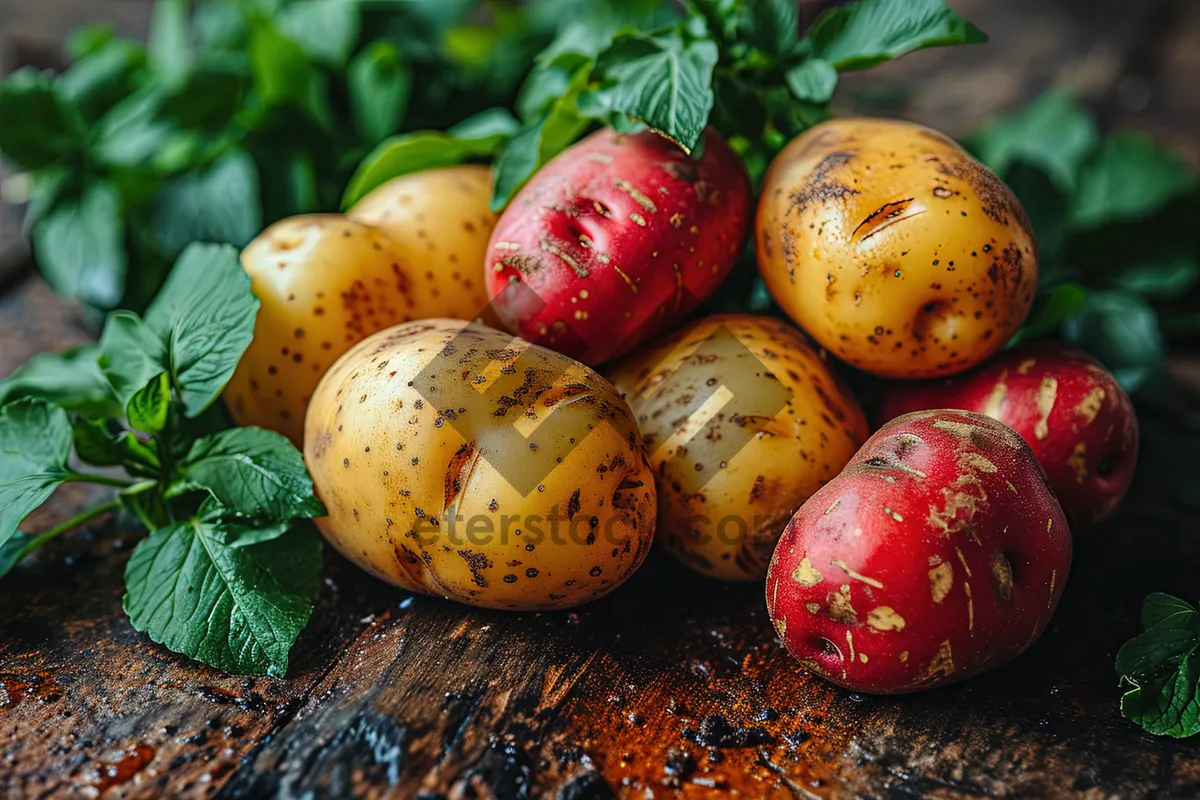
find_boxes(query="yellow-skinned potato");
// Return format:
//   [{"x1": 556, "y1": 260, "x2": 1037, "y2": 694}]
[
  {"x1": 347, "y1": 165, "x2": 494, "y2": 320},
  {"x1": 607, "y1": 314, "x2": 868, "y2": 581},
  {"x1": 304, "y1": 319, "x2": 657, "y2": 610},
  {"x1": 226, "y1": 216, "x2": 417, "y2": 444},
  {"x1": 757, "y1": 118, "x2": 1038, "y2": 379}
]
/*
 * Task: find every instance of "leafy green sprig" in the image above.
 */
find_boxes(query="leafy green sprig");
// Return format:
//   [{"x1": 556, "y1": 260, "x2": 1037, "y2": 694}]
[
  {"x1": 1117, "y1": 593, "x2": 1200, "y2": 738},
  {"x1": 343, "y1": 0, "x2": 987, "y2": 211},
  {"x1": 0, "y1": 244, "x2": 325, "y2": 677}
]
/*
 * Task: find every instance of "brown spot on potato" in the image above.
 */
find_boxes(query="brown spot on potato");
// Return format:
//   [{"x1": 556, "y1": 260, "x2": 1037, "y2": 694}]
[
  {"x1": 991, "y1": 551, "x2": 1014, "y2": 602},
  {"x1": 1034, "y1": 376, "x2": 1058, "y2": 440},
  {"x1": 1067, "y1": 441, "x2": 1089, "y2": 484},
  {"x1": 929, "y1": 562, "x2": 954, "y2": 603},
  {"x1": 791, "y1": 557, "x2": 824, "y2": 587},
  {"x1": 1075, "y1": 387, "x2": 1106, "y2": 426},
  {"x1": 788, "y1": 152, "x2": 859, "y2": 215},
  {"x1": 826, "y1": 584, "x2": 857, "y2": 624},
  {"x1": 866, "y1": 606, "x2": 906, "y2": 632}
]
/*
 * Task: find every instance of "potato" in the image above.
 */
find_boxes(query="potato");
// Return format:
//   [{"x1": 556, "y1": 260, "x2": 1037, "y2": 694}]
[
  {"x1": 226, "y1": 216, "x2": 414, "y2": 444},
  {"x1": 303, "y1": 319, "x2": 658, "y2": 610},
  {"x1": 348, "y1": 165, "x2": 494, "y2": 321},
  {"x1": 607, "y1": 314, "x2": 868, "y2": 581},
  {"x1": 766, "y1": 410, "x2": 1071, "y2": 694},
  {"x1": 485, "y1": 127, "x2": 751, "y2": 365},
  {"x1": 756, "y1": 118, "x2": 1038, "y2": 379}
]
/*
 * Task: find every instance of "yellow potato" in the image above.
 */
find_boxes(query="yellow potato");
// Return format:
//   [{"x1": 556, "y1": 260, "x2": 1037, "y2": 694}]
[
  {"x1": 607, "y1": 314, "x2": 868, "y2": 581},
  {"x1": 756, "y1": 118, "x2": 1038, "y2": 379},
  {"x1": 226, "y1": 216, "x2": 416, "y2": 444},
  {"x1": 347, "y1": 165, "x2": 494, "y2": 320},
  {"x1": 304, "y1": 319, "x2": 657, "y2": 610}
]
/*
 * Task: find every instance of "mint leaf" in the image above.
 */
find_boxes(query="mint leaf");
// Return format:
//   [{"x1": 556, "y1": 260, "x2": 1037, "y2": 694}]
[
  {"x1": 807, "y1": 0, "x2": 987, "y2": 71},
  {"x1": 1117, "y1": 594, "x2": 1200, "y2": 739},
  {"x1": 249, "y1": 17, "x2": 312, "y2": 108},
  {"x1": 57, "y1": 38, "x2": 147, "y2": 124},
  {"x1": 72, "y1": 419, "x2": 124, "y2": 467},
  {"x1": 491, "y1": 79, "x2": 591, "y2": 210},
  {"x1": 151, "y1": 148, "x2": 262, "y2": 254},
  {"x1": 970, "y1": 92, "x2": 1098, "y2": 192},
  {"x1": 591, "y1": 29, "x2": 718, "y2": 153},
  {"x1": 32, "y1": 181, "x2": 127, "y2": 308},
  {"x1": 743, "y1": 0, "x2": 800, "y2": 57},
  {"x1": 1114, "y1": 255, "x2": 1199, "y2": 301},
  {"x1": 1011, "y1": 282, "x2": 1087, "y2": 345},
  {"x1": 0, "y1": 400, "x2": 73, "y2": 549},
  {"x1": 0, "y1": 532, "x2": 37, "y2": 579},
  {"x1": 348, "y1": 41, "x2": 411, "y2": 144},
  {"x1": 343, "y1": 109, "x2": 518, "y2": 208},
  {"x1": 278, "y1": 0, "x2": 361, "y2": 67},
  {"x1": 98, "y1": 311, "x2": 169, "y2": 412},
  {"x1": 127, "y1": 372, "x2": 172, "y2": 435},
  {"x1": 181, "y1": 427, "x2": 325, "y2": 520},
  {"x1": 1071, "y1": 133, "x2": 1197, "y2": 229},
  {"x1": 0, "y1": 68, "x2": 83, "y2": 168},
  {"x1": 785, "y1": 59, "x2": 838, "y2": 103},
  {"x1": 123, "y1": 518, "x2": 322, "y2": 676},
  {"x1": 146, "y1": 243, "x2": 259, "y2": 417},
  {"x1": 1063, "y1": 290, "x2": 1163, "y2": 392},
  {"x1": 147, "y1": 0, "x2": 191, "y2": 84},
  {"x1": 0, "y1": 346, "x2": 121, "y2": 418}
]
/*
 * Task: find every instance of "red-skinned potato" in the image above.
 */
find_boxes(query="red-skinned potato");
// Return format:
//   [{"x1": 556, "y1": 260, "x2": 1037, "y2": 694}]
[
  {"x1": 766, "y1": 410, "x2": 1071, "y2": 694},
  {"x1": 485, "y1": 127, "x2": 751, "y2": 366},
  {"x1": 756, "y1": 118, "x2": 1038, "y2": 378},
  {"x1": 879, "y1": 342, "x2": 1138, "y2": 528}
]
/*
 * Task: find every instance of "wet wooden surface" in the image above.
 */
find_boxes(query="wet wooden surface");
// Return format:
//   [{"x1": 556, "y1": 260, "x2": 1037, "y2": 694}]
[{"x1": 3, "y1": 1, "x2": 1200, "y2": 797}]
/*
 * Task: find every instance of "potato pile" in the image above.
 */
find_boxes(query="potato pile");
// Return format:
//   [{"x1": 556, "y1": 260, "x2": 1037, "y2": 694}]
[{"x1": 227, "y1": 118, "x2": 1138, "y2": 695}]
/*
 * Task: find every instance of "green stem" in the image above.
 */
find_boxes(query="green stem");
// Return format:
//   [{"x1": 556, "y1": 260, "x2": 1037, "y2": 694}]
[
  {"x1": 64, "y1": 471, "x2": 135, "y2": 489},
  {"x1": 19, "y1": 499, "x2": 121, "y2": 558}
]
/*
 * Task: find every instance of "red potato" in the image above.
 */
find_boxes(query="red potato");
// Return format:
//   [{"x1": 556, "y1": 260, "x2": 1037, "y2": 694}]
[
  {"x1": 879, "y1": 342, "x2": 1137, "y2": 528},
  {"x1": 484, "y1": 127, "x2": 752, "y2": 365},
  {"x1": 766, "y1": 410, "x2": 1071, "y2": 694}
]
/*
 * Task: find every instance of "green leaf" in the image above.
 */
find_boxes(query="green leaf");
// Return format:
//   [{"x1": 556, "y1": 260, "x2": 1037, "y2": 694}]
[
  {"x1": 1114, "y1": 255, "x2": 1199, "y2": 301},
  {"x1": 591, "y1": 29, "x2": 718, "y2": 153},
  {"x1": 0, "y1": 532, "x2": 38, "y2": 579},
  {"x1": 127, "y1": 372, "x2": 172, "y2": 435},
  {"x1": 249, "y1": 17, "x2": 313, "y2": 107},
  {"x1": 57, "y1": 39, "x2": 147, "y2": 124},
  {"x1": 89, "y1": 89, "x2": 175, "y2": 168},
  {"x1": 743, "y1": 0, "x2": 800, "y2": 57},
  {"x1": 0, "y1": 400, "x2": 73, "y2": 549},
  {"x1": 181, "y1": 427, "x2": 325, "y2": 520},
  {"x1": 490, "y1": 80, "x2": 591, "y2": 211},
  {"x1": 123, "y1": 518, "x2": 322, "y2": 676},
  {"x1": 145, "y1": 243, "x2": 259, "y2": 417},
  {"x1": 1117, "y1": 593, "x2": 1200, "y2": 738},
  {"x1": 159, "y1": 56, "x2": 248, "y2": 131},
  {"x1": 147, "y1": 0, "x2": 191, "y2": 84},
  {"x1": 1011, "y1": 282, "x2": 1088, "y2": 344},
  {"x1": 969, "y1": 92, "x2": 1098, "y2": 192},
  {"x1": 119, "y1": 478, "x2": 169, "y2": 528},
  {"x1": 67, "y1": 23, "x2": 117, "y2": 60},
  {"x1": 150, "y1": 148, "x2": 262, "y2": 255},
  {"x1": 0, "y1": 67, "x2": 83, "y2": 168},
  {"x1": 343, "y1": 111, "x2": 518, "y2": 208},
  {"x1": 98, "y1": 312, "x2": 169, "y2": 412},
  {"x1": 1143, "y1": 594, "x2": 1200, "y2": 632},
  {"x1": 785, "y1": 59, "x2": 838, "y2": 103},
  {"x1": 0, "y1": 346, "x2": 121, "y2": 418},
  {"x1": 348, "y1": 41, "x2": 411, "y2": 144},
  {"x1": 1063, "y1": 290, "x2": 1163, "y2": 393},
  {"x1": 1071, "y1": 133, "x2": 1197, "y2": 228},
  {"x1": 807, "y1": 0, "x2": 987, "y2": 71},
  {"x1": 72, "y1": 418, "x2": 124, "y2": 467},
  {"x1": 1003, "y1": 161, "x2": 1069, "y2": 260},
  {"x1": 278, "y1": 0, "x2": 361, "y2": 67},
  {"x1": 32, "y1": 181, "x2": 127, "y2": 308}
]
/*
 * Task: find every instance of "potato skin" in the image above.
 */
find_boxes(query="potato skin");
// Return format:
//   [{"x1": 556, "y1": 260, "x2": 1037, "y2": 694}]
[
  {"x1": 347, "y1": 165, "x2": 493, "y2": 320},
  {"x1": 757, "y1": 118, "x2": 1038, "y2": 378},
  {"x1": 303, "y1": 319, "x2": 657, "y2": 610},
  {"x1": 879, "y1": 341, "x2": 1138, "y2": 528},
  {"x1": 226, "y1": 216, "x2": 416, "y2": 444},
  {"x1": 607, "y1": 314, "x2": 868, "y2": 581},
  {"x1": 766, "y1": 410, "x2": 1071, "y2": 694},
  {"x1": 485, "y1": 127, "x2": 751, "y2": 366}
]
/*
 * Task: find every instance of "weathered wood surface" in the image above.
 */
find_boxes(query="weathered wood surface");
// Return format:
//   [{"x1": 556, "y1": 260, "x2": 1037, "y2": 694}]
[{"x1": 3, "y1": 272, "x2": 1200, "y2": 799}]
